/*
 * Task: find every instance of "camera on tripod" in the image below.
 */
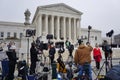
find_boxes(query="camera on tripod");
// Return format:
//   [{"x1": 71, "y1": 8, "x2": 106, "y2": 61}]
[
  {"x1": 26, "y1": 29, "x2": 36, "y2": 37},
  {"x1": 102, "y1": 40, "x2": 111, "y2": 54},
  {"x1": 106, "y1": 30, "x2": 114, "y2": 37},
  {"x1": 35, "y1": 34, "x2": 54, "y2": 51},
  {"x1": 55, "y1": 42, "x2": 65, "y2": 54},
  {"x1": 35, "y1": 39, "x2": 48, "y2": 51}
]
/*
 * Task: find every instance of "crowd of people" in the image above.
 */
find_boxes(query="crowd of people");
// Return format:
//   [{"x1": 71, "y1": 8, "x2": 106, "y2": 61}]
[
  {"x1": 1, "y1": 41, "x2": 18, "y2": 80},
  {"x1": 0, "y1": 38, "x2": 113, "y2": 80}
]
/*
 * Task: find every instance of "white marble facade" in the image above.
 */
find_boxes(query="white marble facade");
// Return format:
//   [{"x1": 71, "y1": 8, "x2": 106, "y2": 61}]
[
  {"x1": 32, "y1": 3, "x2": 83, "y2": 43},
  {"x1": 0, "y1": 3, "x2": 102, "y2": 60},
  {"x1": 80, "y1": 28, "x2": 102, "y2": 47}
]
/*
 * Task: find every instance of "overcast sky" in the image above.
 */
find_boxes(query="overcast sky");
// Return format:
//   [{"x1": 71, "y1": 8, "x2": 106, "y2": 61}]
[{"x1": 0, "y1": 0, "x2": 120, "y2": 37}]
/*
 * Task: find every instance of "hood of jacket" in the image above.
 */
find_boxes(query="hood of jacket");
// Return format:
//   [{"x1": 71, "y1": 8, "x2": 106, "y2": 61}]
[{"x1": 78, "y1": 44, "x2": 86, "y2": 49}]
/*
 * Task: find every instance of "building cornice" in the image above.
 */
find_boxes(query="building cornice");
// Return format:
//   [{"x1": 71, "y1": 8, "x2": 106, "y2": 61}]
[
  {"x1": 39, "y1": 3, "x2": 83, "y2": 15},
  {"x1": 0, "y1": 21, "x2": 35, "y2": 28},
  {"x1": 32, "y1": 3, "x2": 83, "y2": 23},
  {"x1": 81, "y1": 28, "x2": 101, "y2": 33},
  {"x1": 0, "y1": 21, "x2": 24, "y2": 27}
]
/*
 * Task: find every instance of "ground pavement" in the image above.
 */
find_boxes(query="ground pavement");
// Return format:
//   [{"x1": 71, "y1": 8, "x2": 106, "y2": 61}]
[{"x1": 0, "y1": 48, "x2": 120, "y2": 80}]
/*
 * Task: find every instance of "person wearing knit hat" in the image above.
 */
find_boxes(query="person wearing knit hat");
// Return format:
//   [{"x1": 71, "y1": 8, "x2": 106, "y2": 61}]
[{"x1": 74, "y1": 40, "x2": 93, "y2": 80}]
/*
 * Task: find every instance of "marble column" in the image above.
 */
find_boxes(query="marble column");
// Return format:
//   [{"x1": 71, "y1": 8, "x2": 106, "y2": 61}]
[
  {"x1": 57, "y1": 16, "x2": 60, "y2": 40},
  {"x1": 45, "y1": 15, "x2": 48, "y2": 35},
  {"x1": 74, "y1": 18, "x2": 77, "y2": 42},
  {"x1": 37, "y1": 14, "x2": 42, "y2": 37},
  {"x1": 63, "y1": 17, "x2": 66, "y2": 40},
  {"x1": 77, "y1": 19, "x2": 80, "y2": 39},
  {"x1": 68, "y1": 18, "x2": 71, "y2": 40},
  {"x1": 51, "y1": 15, "x2": 54, "y2": 37}
]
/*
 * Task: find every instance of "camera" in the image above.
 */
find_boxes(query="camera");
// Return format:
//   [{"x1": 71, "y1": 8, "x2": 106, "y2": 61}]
[
  {"x1": 55, "y1": 42, "x2": 65, "y2": 53},
  {"x1": 35, "y1": 40, "x2": 48, "y2": 51},
  {"x1": 39, "y1": 42, "x2": 48, "y2": 50},
  {"x1": 78, "y1": 39, "x2": 83, "y2": 45},
  {"x1": 106, "y1": 30, "x2": 114, "y2": 37},
  {"x1": 55, "y1": 42, "x2": 64, "y2": 48},
  {"x1": 35, "y1": 37, "x2": 47, "y2": 51},
  {"x1": 102, "y1": 40, "x2": 110, "y2": 53},
  {"x1": 46, "y1": 34, "x2": 53, "y2": 39},
  {"x1": 26, "y1": 29, "x2": 36, "y2": 37}
]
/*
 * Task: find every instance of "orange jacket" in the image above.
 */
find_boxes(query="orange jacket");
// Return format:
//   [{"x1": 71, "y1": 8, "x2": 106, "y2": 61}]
[{"x1": 74, "y1": 44, "x2": 93, "y2": 65}]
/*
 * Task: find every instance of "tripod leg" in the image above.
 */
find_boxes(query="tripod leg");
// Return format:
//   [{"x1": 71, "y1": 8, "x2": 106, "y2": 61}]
[
  {"x1": 95, "y1": 61, "x2": 105, "y2": 80},
  {"x1": 92, "y1": 68, "x2": 97, "y2": 76},
  {"x1": 110, "y1": 56, "x2": 113, "y2": 68}
]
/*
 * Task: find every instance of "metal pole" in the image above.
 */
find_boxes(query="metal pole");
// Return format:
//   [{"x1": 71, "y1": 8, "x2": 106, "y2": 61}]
[
  {"x1": 88, "y1": 30, "x2": 90, "y2": 43},
  {"x1": 27, "y1": 37, "x2": 29, "y2": 65},
  {"x1": 87, "y1": 25, "x2": 92, "y2": 43},
  {"x1": 110, "y1": 36, "x2": 113, "y2": 67}
]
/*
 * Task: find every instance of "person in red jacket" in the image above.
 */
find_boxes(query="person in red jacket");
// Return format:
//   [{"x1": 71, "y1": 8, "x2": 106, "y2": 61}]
[{"x1": 93, "y1": 43, "x2": 102, "y2": 70}]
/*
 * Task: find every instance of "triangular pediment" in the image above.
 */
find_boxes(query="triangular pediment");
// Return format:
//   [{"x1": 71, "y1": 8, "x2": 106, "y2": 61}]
[{"x1": 38, "y1": 3, "x2": 83, "y2": 15}]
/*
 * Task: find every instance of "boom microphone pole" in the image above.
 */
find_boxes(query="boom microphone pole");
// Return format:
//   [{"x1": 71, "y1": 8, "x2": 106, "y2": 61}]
[
  {"x1": 106, "y1": 29, "x2": 114, "y2": 68},
  {"x1": 87, "y1": 25, "x2": 92, "y2": 43}
]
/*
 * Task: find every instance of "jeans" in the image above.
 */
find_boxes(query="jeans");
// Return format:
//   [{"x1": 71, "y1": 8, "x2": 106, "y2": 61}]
[{"x1": 78, "y1": 64, "x2": 92, "y2": 80}]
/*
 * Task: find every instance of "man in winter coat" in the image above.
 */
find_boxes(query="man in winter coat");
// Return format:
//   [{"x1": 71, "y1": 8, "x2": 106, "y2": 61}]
[{"x1": 74, "y1": 40, "x2": 93, "y2": 80}]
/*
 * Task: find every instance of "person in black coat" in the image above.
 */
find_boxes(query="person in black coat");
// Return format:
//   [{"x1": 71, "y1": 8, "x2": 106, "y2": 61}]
[
  {"x1": 5, "y1": 42, "x2": 18, "y2": 80},
  {"x1": 68, "y1": 44, "x2": 74, "y2": 57},
  {"x1": 30, "y1": 42, "x2": 38, "y2": 75},
  {"x1": 49, "y1": 42, "x2": 56, "y2": 64}
]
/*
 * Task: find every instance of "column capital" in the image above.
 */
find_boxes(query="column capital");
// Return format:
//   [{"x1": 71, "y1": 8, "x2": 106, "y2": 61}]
[
  {"x1": 57, "y1": 16, "x2": 60, "y2": 19},
  {"x1": 51, "y1": 14, "x2": 54, "y2": 18}
]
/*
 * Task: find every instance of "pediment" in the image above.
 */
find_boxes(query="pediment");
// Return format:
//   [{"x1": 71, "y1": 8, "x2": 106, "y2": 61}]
[{"x1": 39, "y1": 3, "x2": 82, "y2": 15}]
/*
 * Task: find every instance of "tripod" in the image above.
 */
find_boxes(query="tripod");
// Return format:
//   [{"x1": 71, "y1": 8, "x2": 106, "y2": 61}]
[{"x1": 95, "y1": 58, "x2": 111, "y2": 80}]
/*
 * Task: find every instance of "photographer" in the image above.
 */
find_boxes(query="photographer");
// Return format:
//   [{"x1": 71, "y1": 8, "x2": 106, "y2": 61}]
[
  {"x1": 5, "y1": 42, "x2": 18, "y2": 80},
  {"x1": 65, "y1": 39, "x2": 71, "y2": 49},
  {"x1": 30, "y1": 42, "x2": 38, "y2": 75},
  {"x1": 102, "y1": 40, "x2": 112, "y2": 61},
  {"x1": 49, "y1": 42, "x2": 56, "y2": 64},
  {"x1": 74, "y1": 39, "x2": 93, "y2": 80},
  {"x1": 68, "y1": 44, "x2": 74, "y2": 57}
]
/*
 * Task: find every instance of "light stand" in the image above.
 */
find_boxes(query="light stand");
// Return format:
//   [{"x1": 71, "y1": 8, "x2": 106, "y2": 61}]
[
  {"x1": 110, "y1": 36, "x2": 113, "y2": 67},
  {"x1": 106, "y1": 30, "x2": 114, "y2": 68},
  {"x1": 27, "y1": 37, "x2": 30, "y2": 65},
  {"x1": 87, "y1": 25, "x2": 92, "y2": 43},
  {"x1": 24, "y1": 9, "x2": 31, "y2": 66}
]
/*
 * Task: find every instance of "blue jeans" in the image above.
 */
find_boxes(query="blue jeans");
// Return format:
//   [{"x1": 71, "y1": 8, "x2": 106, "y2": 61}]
[{"x1": 78, "y1": 64, "x2": 92, "y2": 80}]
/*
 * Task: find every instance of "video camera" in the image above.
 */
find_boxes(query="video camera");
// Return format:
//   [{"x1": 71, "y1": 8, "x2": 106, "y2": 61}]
[
  {"x1": 35, "y1": 34, "x2": 54, "y2": 51},
  {"x1": 102, "y1": 40, "x2": 113, "y2": 62},
  {"x1": 106, "y1": 30, "x2": 114, "y2": 37},
  {"x1": 102, "y1": 40, "x2": 111, "y2": 53},
  {"x1": 55, "y1": 42, "x2": 65, "y2": 54},
  {"x1": 78, "y1": 39, "x2": 83, "y2": 45},
  {"x1": 26, "y1": 29, "x2": 36, "y2": 37},
  {"x1": 35, "y1": 40, "x2": 48, "y2": 51}
]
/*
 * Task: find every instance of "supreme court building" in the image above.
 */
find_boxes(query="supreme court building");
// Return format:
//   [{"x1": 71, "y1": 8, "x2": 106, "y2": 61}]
[
  {"x1": 32, "y1": 3, "x2": 83, "y2": 43},
  {"x1": 0, "y1": 3, "x2": 102, "y2": 60}
]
